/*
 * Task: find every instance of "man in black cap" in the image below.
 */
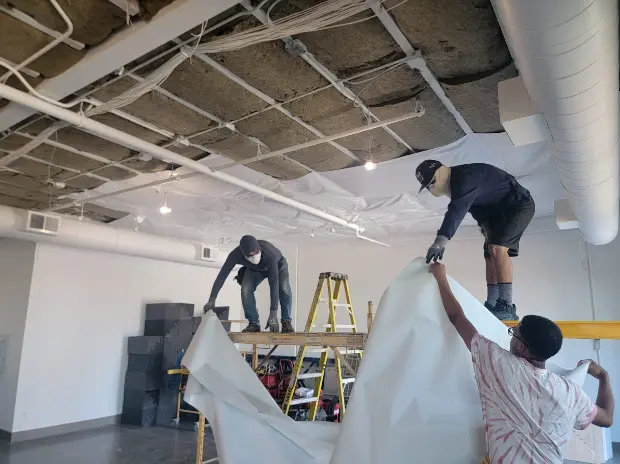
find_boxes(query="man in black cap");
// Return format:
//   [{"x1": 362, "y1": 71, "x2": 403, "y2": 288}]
[
  {"x1": 204, "y1": 235, "x2": 294, "y2": 333},
  {"x1": 416, "y1": 160, "x2": 535, "y2": 320}
]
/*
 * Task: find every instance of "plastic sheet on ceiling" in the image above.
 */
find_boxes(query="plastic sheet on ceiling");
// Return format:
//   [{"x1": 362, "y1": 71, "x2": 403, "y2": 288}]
[
  {"x1": 87, "y1": 133, "x2": 562, "y2": 244},
  {"x1": 182, "y1": 258, "x2": 588, "y2": 464}
]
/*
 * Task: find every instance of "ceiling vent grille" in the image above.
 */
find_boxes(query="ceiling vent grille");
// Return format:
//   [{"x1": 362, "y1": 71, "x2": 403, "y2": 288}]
[
  {"x1": 197, "y1": 244, "x2": 220, "y2": 262},
  {"x1": 24, "y1": 211, "x2": 61, "y2": 235}
]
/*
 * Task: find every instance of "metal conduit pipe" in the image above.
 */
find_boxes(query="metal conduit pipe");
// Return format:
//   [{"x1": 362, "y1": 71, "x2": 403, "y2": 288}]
[
  {"x1": 0, "y1": 0, "x2": 73, "y2": 81},
  {"x1": 0, "y1": 82, "x2": 382, "y2": 234}
]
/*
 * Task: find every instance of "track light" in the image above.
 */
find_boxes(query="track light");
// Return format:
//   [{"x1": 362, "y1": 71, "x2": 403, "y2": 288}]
[{"x1": 364, "y1": 160, "x2": 377, "y2": 171}]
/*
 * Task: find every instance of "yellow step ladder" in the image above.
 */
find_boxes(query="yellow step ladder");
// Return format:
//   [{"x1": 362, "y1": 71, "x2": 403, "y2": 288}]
[{"x1": 282, "y1": 272, "x2": 362, "y2": 420}]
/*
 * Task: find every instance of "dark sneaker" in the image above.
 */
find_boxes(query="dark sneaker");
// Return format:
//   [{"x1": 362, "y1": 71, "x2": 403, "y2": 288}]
[
  {"x1": 484, "y1": 301, "x2": 495, "y2": 311},
  {"x1": 491, "y1": 299, "x2": 519, "y2": 321},
  {"x1": 281, "y1": 321, "x2": 294, "y2": 333},
  {"x1": 242, "y1": 322, "x2": 261, "y2": 333}
]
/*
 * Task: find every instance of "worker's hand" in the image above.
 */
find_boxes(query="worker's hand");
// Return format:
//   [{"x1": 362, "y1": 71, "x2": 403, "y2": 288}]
[
  {"x1": 579, "y1": 359, "x2": 607, "y2": 380},
  {"x1": 203, "y1": 297, "x2": 216, "y2": 314},
  {"x1": 426, "y1": 235, "x2": 448, "y2": 264},
  {"x1": 265, "y1": 310, "x2": 279, "y2": 333},
  {"x1": 429, "y1": 262, "x2": 447, "y2": 281}
]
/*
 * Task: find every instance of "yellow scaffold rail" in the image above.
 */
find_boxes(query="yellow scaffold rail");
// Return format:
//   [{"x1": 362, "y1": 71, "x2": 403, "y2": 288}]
[{"x1": 504, "y1": 321, "x2": 620, "y2": 339}]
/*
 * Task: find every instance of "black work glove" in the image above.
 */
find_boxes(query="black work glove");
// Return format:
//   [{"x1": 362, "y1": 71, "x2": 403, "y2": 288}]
[
  {"x1": 203, "y1": 297, "x2": 216, "y2": 314},
  {"x1": 426, "y1": 235, "x2": 448, "y2": 264}
]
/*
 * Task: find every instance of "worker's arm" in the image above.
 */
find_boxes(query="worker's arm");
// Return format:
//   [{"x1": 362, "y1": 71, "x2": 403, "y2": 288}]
[
  {"x1": 208, "y1": 249, "x2": 239, "y2": 301},
  {"x1": 429, "y1": 263, "x2": 478, "y2": 350},
  {"x1": 437, "y1": 184, "x2": 480, "y2": 239},
  {"x1": 584, "y1": 360, "x2": 615, "y2": 428},
  {"x1": 266, "y1": 259, "x2": 280, "y2": 312}
]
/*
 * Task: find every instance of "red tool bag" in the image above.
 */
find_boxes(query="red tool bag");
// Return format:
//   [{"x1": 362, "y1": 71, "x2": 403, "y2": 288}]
[{"x1": 259, "y1": 372, "x2": 280, "y2": 398}]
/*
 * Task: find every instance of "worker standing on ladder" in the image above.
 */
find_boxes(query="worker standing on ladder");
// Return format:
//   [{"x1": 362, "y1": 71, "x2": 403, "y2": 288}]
[
  {"x1": 416, "y1": 160, "x2": 535, "y2": 321},
  {"x1": 430, "y1": 262, "x2": 615, "y2": 464},
  {"x1": 204, "y1": 235, "x2": 294, "y2": 334}
]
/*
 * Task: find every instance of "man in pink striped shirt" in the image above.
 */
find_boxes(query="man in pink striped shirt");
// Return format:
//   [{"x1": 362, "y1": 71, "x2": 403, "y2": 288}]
[{"x1": 429, "y1": 263, "x2": 615, "y2": 464}]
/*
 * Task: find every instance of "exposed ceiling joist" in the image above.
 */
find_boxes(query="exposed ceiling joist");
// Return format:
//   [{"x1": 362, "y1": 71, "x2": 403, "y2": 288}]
[
  {"x1": 367, "y1": 1, "x2": 473, "y2": 135},
  {"x1": 0, "y1": 0, "x2": 239, "y2": 132}
]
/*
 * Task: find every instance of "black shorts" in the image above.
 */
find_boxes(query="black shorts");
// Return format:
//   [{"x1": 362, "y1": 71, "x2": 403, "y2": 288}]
[{"x1": 481, "y1": 195, "x2": 535, "y2": 258}]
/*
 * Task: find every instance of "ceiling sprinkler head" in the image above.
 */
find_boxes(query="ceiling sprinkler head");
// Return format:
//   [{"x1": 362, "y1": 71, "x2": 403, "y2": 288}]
[{"x1": 364, "y1": 160, "x2": 377, "y2": 171}]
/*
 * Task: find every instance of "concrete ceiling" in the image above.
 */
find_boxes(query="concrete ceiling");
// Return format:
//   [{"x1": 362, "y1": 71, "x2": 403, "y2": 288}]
[{"x1": 0, "y1": 0, "x2": 516, "y2": 223}]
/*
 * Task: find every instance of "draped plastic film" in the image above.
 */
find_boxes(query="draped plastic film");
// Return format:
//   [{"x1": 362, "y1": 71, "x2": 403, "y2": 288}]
[{"x1": 183, "y1": 258, "x2": 588, "y2": 463}]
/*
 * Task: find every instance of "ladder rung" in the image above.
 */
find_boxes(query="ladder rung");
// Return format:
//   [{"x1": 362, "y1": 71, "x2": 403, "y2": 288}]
[
  {"x1": 332, "y1": 303, "x2": 352, "y2": 307},
  {"x1": 297, "y1": 372, "x2": 323, "y2": 379},
  {"x1": 341, "y1": 378, "x2": 356, "y2": 384},
  {"x1": 321, "y1": 324, "x2": 355, "y2": 329},
  {"x1": 290, "y1": 397, "x2": 320, "y2": 406}
]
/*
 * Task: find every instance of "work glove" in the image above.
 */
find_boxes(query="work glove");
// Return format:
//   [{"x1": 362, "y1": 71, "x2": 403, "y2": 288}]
[
  {"x1": 203, "y1": 297, "x2": 216, "y2": 314},
  {"x1": 265, "y1": 310, "x2": 279, "y2": 333},
  {"x1": 426, "y1": 235, "x2": 448, "y2": 264}
]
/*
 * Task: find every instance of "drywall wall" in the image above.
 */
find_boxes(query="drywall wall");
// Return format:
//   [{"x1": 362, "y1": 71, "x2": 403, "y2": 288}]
[
  {"x1": 11, "y1": 243, "x2": 240, "y2": 433},
  {"x1": 0, "y1": 239, "x2": 36, "y2": 434},
  {"x1": 295, "y1": 225, "x2": 620, "y2": 444}
]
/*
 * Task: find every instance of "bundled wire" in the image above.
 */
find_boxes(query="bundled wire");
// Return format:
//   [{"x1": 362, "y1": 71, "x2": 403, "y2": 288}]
[{"x1": 195, "y1": 0, "x2": 397, "y2": 55}]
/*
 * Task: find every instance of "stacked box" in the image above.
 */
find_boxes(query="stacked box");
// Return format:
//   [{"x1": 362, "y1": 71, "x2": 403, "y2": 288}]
[
  {"x1": 144, "y1": 303, "x2": 193, "y2": 336},
  {"x1": 121, "y1": 336, "x2": 163, "y2": 427}
]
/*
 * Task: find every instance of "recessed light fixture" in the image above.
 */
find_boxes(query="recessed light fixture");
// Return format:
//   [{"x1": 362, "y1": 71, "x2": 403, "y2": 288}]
[{"x1": 364, "y1": 160, "x2": 377, "y2": 171}]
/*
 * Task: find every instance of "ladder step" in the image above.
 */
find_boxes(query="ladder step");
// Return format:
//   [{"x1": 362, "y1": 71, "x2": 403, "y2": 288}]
[
  {"x1": 290, "y1": 397, "x2": 320, "y2": 406},
  {"x1": 297, "y1": 372, "x2": 323, "y2": 379},
  {"x1": 341, "y1": 378, "x2": 356, "y2": 385},
  {"x1": 318, "y1": 299, "x2": 352, "y2": 308}
]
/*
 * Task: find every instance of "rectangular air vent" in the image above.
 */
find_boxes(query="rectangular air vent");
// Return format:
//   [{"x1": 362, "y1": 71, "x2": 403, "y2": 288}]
[
  {"x1": 197, "y1": 244, "x2": 220, "y2": 262},
  {"x1": 24, "y1": 211, "x2": 61, "y2": 235}
]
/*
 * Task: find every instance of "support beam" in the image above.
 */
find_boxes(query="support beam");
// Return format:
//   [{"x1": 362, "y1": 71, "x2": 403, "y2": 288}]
[
  {"x1": 0, "y1": 0, "x2": 239, "y2": 132},
  {"x1": 504, "y1": 321, "x2": 620, "y2": 340},
  {"x1": 229, "y1": 332, "x2": 367, "y2": 348},
  {"x1": 186, "y1": 49, "x2": 363, "y2": 164},
  {"x1": 241, "y1": 0, "x2": 415, "y2": 153},
  {"x1": 369, "y1": 2, "x2": 473, "y2": 135}
]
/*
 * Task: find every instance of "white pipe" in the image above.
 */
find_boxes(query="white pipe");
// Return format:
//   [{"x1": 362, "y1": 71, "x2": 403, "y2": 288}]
[
  {"x1": 491, "y1": 0, "x2": 619, "y2": 245},
  {"x1": 0, "y1": 204, "x2": 222, "y2": 268},
  {"x1": 0, "y1": 0, "x2": 74, "y2": 81},
  {"x1": 0, "y1": 83, "x2": 367, "y2": 234}
]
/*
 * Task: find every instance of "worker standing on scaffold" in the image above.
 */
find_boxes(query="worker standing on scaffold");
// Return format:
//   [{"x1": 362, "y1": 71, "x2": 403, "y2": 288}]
[
  {"x1": 416, "y1": 160, "x2": 535, "y2": 321},
  {"x1": 204, "y1": 235, "x2": 294, "y2": 334}
]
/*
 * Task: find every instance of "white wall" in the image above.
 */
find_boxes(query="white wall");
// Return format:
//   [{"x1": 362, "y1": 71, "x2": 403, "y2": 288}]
[
  {"x1": 295, "y1": 227, "x2": 620, "y2": 442},
  {"x1": 0, "y1": 239, "x2": 36, "y2": 433},
  {"x1": 11, "y1": 243, "x2": 240, "y2": 433}
]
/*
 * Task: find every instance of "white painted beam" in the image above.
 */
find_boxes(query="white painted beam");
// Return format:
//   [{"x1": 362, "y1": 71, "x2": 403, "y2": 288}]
[
  {"x1": 369, "y1": 2, "x2": 474, "y2": 135},
  {"x1": 0, "y1": 0, "x2": 238, "y2": 132}
]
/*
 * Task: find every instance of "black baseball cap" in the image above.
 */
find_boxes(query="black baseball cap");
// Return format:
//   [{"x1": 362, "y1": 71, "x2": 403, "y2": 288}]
[{"x1": 416, "y1": 160, "x2": 443, "y2": 193}]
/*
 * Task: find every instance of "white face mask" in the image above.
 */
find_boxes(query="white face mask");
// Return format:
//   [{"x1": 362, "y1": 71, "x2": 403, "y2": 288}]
[{"x1": 247, "y1": 252, "x2": 261, "y2": 265}]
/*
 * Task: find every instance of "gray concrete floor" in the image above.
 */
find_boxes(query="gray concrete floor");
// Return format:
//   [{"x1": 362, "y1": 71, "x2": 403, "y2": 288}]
[
  {"x1": 0, "y1": 424, "x2": 218, "y2": 464},
  {"x1": 0, "y1": 424, "x2": 618, "y2": 464}
]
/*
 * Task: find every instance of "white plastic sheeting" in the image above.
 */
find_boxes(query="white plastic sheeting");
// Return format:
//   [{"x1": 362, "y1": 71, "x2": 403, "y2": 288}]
[
  {"x1": 182, "y1": 258, "x2": 588, "y2": 463},
  {"x1": 492, "y1": 0, "x2": 620, "y2": 245},
  {"x1": 84, "y1": 133, "x2": 562, "y2": 246}
]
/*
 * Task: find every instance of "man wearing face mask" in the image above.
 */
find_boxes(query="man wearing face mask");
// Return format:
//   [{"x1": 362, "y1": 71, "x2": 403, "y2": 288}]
[
  {"x1": 416, "y1": 160, "x2": 535, "y2": 320},
  {"x1": 204, "y1": 235, "x2": 294, "y2": 333}
]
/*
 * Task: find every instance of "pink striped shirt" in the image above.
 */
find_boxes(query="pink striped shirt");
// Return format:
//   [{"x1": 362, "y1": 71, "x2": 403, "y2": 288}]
[{"x1": 471, "y1": 334, "x2": 597, "y2": 463}]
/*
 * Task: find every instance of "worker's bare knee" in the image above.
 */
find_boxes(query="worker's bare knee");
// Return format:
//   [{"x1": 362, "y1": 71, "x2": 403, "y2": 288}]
[{"x1": 488, "y1": 245, "x2": 508, "y2": 260}]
